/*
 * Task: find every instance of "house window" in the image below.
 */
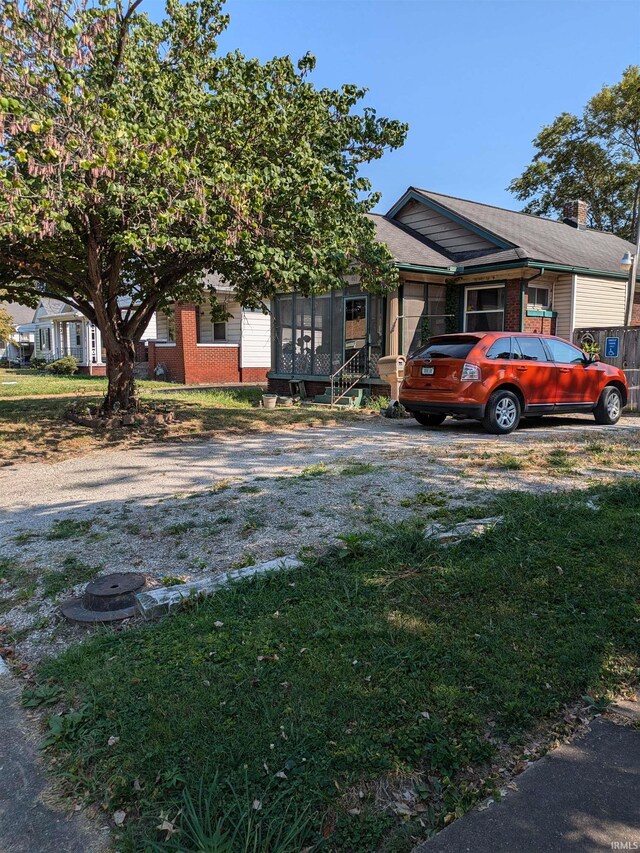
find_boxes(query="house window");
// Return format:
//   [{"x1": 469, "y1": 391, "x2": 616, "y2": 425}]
[
  {"x1": 197, "y1": 309, "x2": 227, "y2": 343},
  {"x1": 464, "y1": 285, "x2": 505, "y2": 332},
  {"x1": 528, "y1": 286, "x2": 551, "y2": 309},
  {"x1": 39, "y1": 328, "x2": 51, "y2": 350},
  {"x1": 74, "y1": 323, "x2": 82, "y2": 347},
  {"x1": 404, "y1": 282, "x2": 447, "y2": 354},
  {"x1": 156, "y1": 310, "x2": 175, "y2": 342}
]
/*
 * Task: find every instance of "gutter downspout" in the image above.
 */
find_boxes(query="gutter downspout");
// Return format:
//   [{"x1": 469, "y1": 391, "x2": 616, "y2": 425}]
[{"x1": 521, "y1": 268, "x2": 545, "y2": 331}]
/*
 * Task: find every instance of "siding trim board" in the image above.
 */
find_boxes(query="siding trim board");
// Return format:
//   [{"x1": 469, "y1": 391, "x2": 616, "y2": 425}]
[{"x1": 387, "y1": 190, "x2": 514, "y2": 251}]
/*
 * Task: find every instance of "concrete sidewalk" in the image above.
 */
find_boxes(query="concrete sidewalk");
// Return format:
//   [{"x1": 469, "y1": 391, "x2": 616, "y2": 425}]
[
  {"x1": 414, "y1": 703, "x2": 640, "y2": 853},
  {"x1": 0, "y1": 660, "x2": 111, "y2": 853}
]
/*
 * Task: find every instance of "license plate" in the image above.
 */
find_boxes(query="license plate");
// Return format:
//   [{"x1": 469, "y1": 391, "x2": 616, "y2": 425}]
[{"x1": 421, "y1": 366, "x2": 435, "y2": 376}]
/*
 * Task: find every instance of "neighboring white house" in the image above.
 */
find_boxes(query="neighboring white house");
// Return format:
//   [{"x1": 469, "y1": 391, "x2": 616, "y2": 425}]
[
  {"x1": 13, "y1": 282, "x2": 271, "y2": 384},
  {"x1": 149, "y1": 276, "x2": 271, "y2": 384},
  {"x1": 30, "y1": 298, "x2": 157, "y2": 376},
  {"x1": 0, "y1": 302, "x2": 37, "y2": 364}
]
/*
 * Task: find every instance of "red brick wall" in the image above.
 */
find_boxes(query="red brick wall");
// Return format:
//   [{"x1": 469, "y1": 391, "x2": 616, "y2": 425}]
[
  {"x1": 524, "y1": 314, "x2": 556, "y2": 335},
  {"x1": 504, "y1": 280, "x2": 523, "y2": 332},
  {"x1": 241, "y1": 367, "x2": 269, "y2": 383},
  {"x1": 148, "y1": 341, "x2": 185, "y2": 382},
  {"x1": 267, "y1": 377, "x2": 390, "y2": 398},
  {"x1": 78, "y1": 364, "x2": 107, "y2": 377}
]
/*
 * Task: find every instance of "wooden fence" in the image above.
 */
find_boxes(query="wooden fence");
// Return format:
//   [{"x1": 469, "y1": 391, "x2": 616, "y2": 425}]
[{"x1": 574, "y1": 326, "x2": 640, "y2": 412}]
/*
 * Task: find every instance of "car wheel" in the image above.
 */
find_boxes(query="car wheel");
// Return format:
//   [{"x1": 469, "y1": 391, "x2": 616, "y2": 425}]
[
  {"x1": 482, "y1": 389, "x2": 521, "y2": 435},
  {"x1": 414, "y1": 412, "x2": 446, "y2": 427},
  {"x1": 593, "y1": 386, "x2": 622, "y2": 425}
]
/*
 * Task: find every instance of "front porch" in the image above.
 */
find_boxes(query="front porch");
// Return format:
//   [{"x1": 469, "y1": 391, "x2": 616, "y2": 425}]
[
  {"x1": 37, "y1": 310, "x2": 106, "y2": 375},
  {"x1": 267, "y1": 281, "x2": 449, "y2": 398}
]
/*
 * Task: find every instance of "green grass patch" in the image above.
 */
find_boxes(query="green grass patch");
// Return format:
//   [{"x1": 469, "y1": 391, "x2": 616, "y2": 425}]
[
  {"x1": 298, "y1": 463, "x2": 330, "y2": 479},
  {"x1": 42, "y1": 556, "x2": 98, "y2": 599},
  {"x1": 400, "y1": 491, "x2": 449, "y2": 509},
  {"x1": 340, "y1": 461, "x2": 376, "y2": 477},
  {"x1": 37, "y1": 483, "x2": 640, "y2": 851},
  {"x1": 46, "y1": 519, "x2": 93, "y2": 540},
  {"x1": 492, "y1": 453, "x2": 524, "y2": 471}
]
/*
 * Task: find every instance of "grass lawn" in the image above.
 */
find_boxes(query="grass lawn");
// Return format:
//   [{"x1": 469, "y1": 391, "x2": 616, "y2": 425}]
[
  {"x1": 0, "y1": 369, "x2": 364, "y2": 464},
  {"x1": 33, "y1": 482, "x2": 640, "y2": 852}
]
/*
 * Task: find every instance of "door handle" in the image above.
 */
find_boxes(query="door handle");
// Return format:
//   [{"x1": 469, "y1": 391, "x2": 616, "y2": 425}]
[
  {"x1": 516, "y1": 366, "x2": 528, "y2": 371},
  {"x1": 559, "y1": 367, "x2": 570, "y2": 373}
]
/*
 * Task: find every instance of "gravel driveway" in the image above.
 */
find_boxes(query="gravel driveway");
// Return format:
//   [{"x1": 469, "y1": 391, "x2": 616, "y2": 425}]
[{"x1": 2, "y1": 413, "x2": 640, "y2": 660}]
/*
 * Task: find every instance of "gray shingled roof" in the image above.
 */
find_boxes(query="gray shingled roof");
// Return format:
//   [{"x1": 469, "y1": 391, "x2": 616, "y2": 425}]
[
  {"x1": 414, "y1": 189, "x2": 635, "y2": 273},
  {"x1": 368, "y1": 213, "x2": 453, "y2": 267},
  {"x1": 0, "y1": 302, "x2": 36, "y2": 326}
]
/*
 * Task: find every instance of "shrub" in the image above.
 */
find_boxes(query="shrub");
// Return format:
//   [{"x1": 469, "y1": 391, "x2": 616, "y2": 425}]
[
  {"x1": 45, "y1": 356, "x2": 78, "y2": 375},
  {"x1": 29, "y1": 356, "x2": 48, "y2": 370}
]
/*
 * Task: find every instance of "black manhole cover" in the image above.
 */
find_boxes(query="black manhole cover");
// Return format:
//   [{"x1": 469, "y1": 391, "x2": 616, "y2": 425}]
[{"x1": 61, "y1": 572, "x2": 146, "y2": 624}]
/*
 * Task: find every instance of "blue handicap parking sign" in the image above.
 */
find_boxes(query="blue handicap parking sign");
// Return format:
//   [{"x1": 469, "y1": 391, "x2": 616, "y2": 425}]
[{"x1": 605, "y1": 337, "x2": 619, "y2": 358}]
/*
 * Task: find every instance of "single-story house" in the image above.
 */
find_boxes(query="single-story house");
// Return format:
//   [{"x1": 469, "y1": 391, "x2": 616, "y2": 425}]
[
  {"x1": 25, "y1": 277, "x2": 270, "y2": 384},
  {"x1": 149, "y1": 277, "x2": 271, "y2": 385},
  {"x1": 267, "y1": 188, "x2": 639, "y2": 397},
  {"x1": 0, "y1": 302, "x2": 37, "y2": 364}
]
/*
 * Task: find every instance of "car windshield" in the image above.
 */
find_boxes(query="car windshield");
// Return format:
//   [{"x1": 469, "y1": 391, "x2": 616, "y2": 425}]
[{"x1": 413, "y1": 336, "x2": 480, "y2": 359}]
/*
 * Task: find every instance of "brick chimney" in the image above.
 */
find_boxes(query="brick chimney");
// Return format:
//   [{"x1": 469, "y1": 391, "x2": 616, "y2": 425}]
[{"x1": 562, "y1": 199, "x2": 588, "y2": 229}]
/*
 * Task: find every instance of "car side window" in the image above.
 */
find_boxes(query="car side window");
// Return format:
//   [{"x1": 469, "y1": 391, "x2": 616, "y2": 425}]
[
  {"x1": 513, "y1": 337, "x2": 548, "y2": 362},
  {"x1": 485, "y1": 337, "x2": 512, "y2": 359},
  {"x1": 545, "y1": 338, "x2": 586, "y2": 365}
]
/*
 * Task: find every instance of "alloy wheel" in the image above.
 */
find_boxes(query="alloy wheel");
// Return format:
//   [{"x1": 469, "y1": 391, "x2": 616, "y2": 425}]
[
  {"x1": 606, "y1": 392, "x2": 621, "y2": 420},
  {"x1": 495, "y1": 397, "x2": 517, "y2": 429}
]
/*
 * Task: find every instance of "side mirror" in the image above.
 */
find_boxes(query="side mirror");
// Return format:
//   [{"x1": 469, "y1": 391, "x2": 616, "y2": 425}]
[{"x1": 583, "y1": 352, "x2": 599, "y2": 364}]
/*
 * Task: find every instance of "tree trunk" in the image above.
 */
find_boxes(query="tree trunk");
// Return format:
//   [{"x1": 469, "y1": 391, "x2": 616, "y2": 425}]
[{"x1": 103, "y1": 338, "x2": 137, "y2": 413}]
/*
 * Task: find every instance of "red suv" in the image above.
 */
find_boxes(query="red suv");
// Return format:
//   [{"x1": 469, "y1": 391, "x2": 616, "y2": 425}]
[{"x1": 399, "y1": 333, "x2": 628, "y2": 435}]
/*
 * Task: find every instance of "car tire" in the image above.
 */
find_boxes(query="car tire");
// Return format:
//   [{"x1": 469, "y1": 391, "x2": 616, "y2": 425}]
[
  {"x1": 593, "y1": 386, "x2": 622, "y2": 425},
  {"x1": 482, "y1": 389, "x2": 521, "y2": 435},
  {"x1": 414, "y1": 412, "x2": 446, "y2": 427}
]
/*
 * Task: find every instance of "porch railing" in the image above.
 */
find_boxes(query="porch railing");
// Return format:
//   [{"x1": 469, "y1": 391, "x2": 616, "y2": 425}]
[
  {"x1": 330, "y1": 346, "x2": 368, "y2": 407},
  {"x1": 58, "y1": 345, "x2": 85, "y2": 362}
]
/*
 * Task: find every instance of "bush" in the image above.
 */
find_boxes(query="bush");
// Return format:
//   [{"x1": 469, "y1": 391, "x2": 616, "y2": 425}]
[
  {"x1": 45, "y1": 356, "x2": 79, "y2": 375},
  {"x1": 29, "y1": 357, "x2": 48, "y2": 370}
]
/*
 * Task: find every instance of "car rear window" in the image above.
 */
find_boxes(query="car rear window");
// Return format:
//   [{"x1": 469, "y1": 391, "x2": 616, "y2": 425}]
[
  {"x1": 486, "y1": 337, "x2": 513, "y2": 359},
  {"x1": 413, "y1": 336, "x2": 480, "y2": 359}
]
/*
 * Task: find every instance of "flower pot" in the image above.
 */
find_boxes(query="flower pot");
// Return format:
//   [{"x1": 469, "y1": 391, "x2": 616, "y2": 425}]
[{"x1": 262, "y1": 394, "x2": 278, "y2": 410}]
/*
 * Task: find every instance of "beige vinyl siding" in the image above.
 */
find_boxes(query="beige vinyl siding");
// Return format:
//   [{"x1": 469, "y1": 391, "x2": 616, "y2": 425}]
[
  {"x1": 155, "y1": 310, "x2": 174, "y2": 342},
  {"x1": 552, "y1": 275, "x2": 574, "y2": 341},
  {"x1": 197, "y1": 301, "x2": 242, "y2": 344},
  {"x1": 140, "y1": 314, "x2": 157, "y2": 341},
  {"x1": 395, "y1": 199, "x2": 496, "y2": 255},
  {"x1": 240, "y1": 306, "x2": 271, "y2": 368},
  {"x1": 573, "y1": 276, "x2": 626, "y2": 330}
]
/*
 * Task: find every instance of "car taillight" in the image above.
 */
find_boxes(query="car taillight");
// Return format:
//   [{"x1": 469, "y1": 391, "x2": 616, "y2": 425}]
[{"x1": 460, "y1": 362, "x2": 481, "y2": 381}]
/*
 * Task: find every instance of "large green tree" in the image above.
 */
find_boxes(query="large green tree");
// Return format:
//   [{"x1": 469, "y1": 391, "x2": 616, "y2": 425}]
[
  {"x1": 0, "y1": 0, "x2": 406, "y2": 410},
  {"x1": 509, "y1": 65, "x2": 640, "y2": 239},
  {"x1": 0, "y1": 306, "x2": 15, "y2": 346}
]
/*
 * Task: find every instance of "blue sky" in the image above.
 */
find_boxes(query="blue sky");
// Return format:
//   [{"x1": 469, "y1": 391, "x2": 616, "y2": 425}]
[{"x1": 144, "y1": 0, "x2": 638, "y2": 214}]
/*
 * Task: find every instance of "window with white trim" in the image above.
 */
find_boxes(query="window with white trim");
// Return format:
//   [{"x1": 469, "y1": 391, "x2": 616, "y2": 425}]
[
  {"x1": 156, "y1": 310, "x2": 175, "y2": 342},
  {"x1": 39, "y1": 327, "x2": 51, "y2": 350},
  {"x1": 527, "y1": 285, "x2": 551, "y2": 310},
  {"x1": 464, "y1": 285, "x2": 505, "y2": 332},
  {"x1": 197, "y1": 309, "x2": 226, "y2": 343}
]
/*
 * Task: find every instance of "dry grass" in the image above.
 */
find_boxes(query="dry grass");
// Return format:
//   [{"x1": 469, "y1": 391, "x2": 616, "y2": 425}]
[{"x1": 0, "y1": 392, "x2": 365, "y2": 466}]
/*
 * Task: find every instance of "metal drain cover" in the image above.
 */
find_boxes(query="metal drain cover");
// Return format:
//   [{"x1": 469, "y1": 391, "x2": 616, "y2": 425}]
[{"x1": 61, "y1": 572, "x2": 146, "y2": 624}]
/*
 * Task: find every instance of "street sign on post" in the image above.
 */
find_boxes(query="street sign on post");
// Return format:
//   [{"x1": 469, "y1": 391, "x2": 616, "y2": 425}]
[{"x1": 605, "y1": 337, "x2": 620, "y2": 359}]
